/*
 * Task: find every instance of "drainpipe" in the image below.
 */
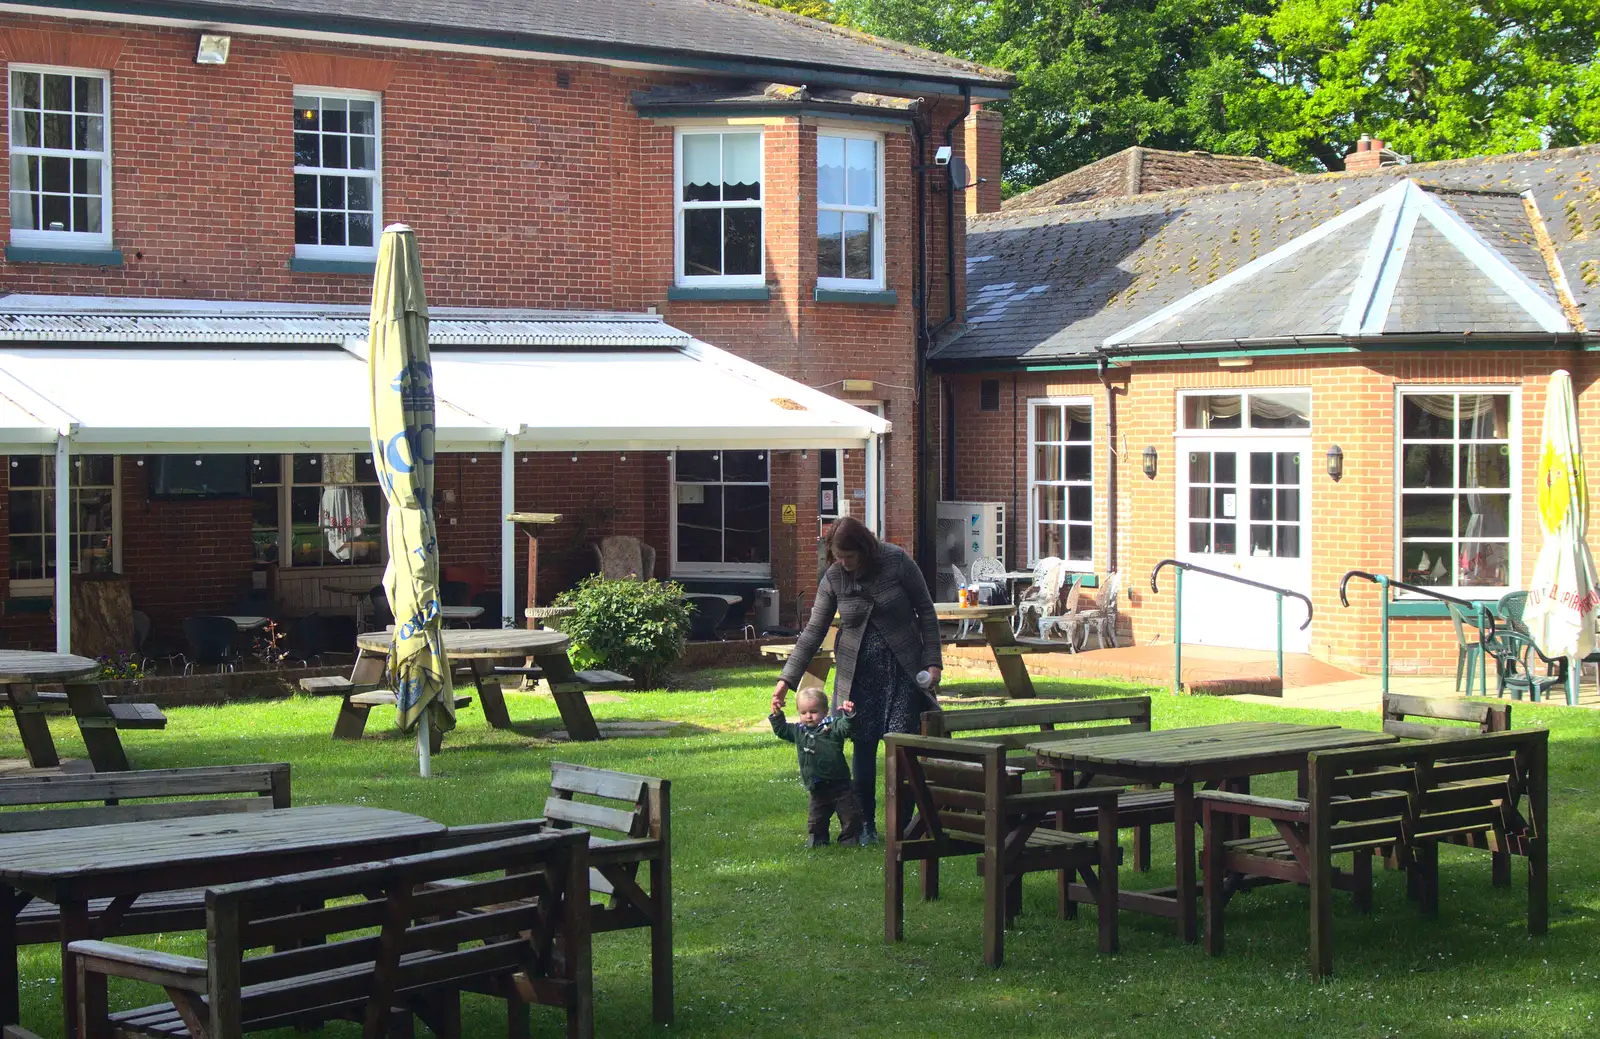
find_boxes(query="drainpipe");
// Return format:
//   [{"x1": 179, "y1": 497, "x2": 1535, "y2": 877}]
[
  {"x1": 915, "y1": 89, "x2": 974, "y2": 582},
  {"x1": 1098, "y1": 355, "x2": 1119, "y2": 575}
]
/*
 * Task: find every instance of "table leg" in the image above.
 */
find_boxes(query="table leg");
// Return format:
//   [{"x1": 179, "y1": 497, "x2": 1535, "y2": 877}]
[
  {"x1": 532, "y1": 650, "x2": 603, "y2": 742},
  {"x1": 7, "y1": 684, "x2": 61, "y2": 768},
  {"x1": 350, "y1": 647, "x2": 386, "y2": 687},
  {"x1": 469, "y1": 659, "x2": 514, "y2": 729},
  {"x1": 59, "y1": 898, "x2": 89, "y2": 1039},
  {"x1": 1173, "y1": 782, "x2": 1198, "y2": 943},
  {"x1": 981, "y1": 617, "x2": 1036, "y2": 699},
  {"x1": 1, "y1": 886, "x2": 21, "y2": 1027}
]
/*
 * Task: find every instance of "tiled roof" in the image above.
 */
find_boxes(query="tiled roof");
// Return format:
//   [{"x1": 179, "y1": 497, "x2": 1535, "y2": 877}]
[
  {"x1": 56, "y1": 0, "x2": 1011, "y2": 92},
  {"x1": 1000, "y1": 147, "x2": 1295, "y2": 211},
  {"x1": 941, "y1": 145, "x2": 1600, "y2": 364},
  {"x1": 631, "y1": 82, "x2": 920, "y2": 117}
]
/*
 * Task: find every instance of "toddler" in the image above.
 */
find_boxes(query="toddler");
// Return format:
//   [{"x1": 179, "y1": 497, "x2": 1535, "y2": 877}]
[{"x1": 770, "y1": 687, "x2": 863, "y2": 847}]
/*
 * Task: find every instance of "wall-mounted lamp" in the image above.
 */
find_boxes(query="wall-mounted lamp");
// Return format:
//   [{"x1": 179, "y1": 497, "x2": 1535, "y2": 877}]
[
  {"x1": 1142, "y1": 445, "x2": 1158, "y2": 479},
  {"x1": 1326, "y1": 444, "x2": 1344, "y2": 481},
  {"x1": 195, "y1": 34, "x2": 231, "y2": 65}
]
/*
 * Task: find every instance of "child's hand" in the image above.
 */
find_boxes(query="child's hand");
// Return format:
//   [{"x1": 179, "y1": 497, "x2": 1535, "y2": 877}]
[
  {"x1": 771, "y1": 690, "x2": 785, "y2": 713},
  {"x1": 839, "y1": 700, "x2": 855, "y2": 714}
]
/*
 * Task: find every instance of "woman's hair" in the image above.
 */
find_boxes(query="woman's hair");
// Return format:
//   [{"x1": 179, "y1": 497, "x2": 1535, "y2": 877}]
[{"x1": 826, "y1": 515, "x2": 880, "y2": 564}]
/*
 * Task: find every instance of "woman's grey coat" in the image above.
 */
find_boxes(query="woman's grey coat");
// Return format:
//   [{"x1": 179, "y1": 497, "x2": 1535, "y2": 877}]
[{"x1": 780, "y1": 542, "x2": 942, "y2": 708}]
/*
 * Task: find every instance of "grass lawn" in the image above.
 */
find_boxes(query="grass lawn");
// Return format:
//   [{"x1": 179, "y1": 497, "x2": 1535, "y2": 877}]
[{"x1": 4, "y1": 667, "x2": 1599, "y2": 1038}]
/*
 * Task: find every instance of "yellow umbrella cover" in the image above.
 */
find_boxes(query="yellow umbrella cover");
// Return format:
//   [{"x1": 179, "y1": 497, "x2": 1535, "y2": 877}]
[
  {"x1": 1524, "y1": 369, "x2": 1599, "y2": 662},
  {"x1": 368, "y1": 224, "x2": 454, "y2": 736}
]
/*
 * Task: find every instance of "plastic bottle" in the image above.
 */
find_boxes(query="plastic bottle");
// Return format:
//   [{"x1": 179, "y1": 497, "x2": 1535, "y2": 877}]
[{"x1": 916, "y1": 670, "x2": 934, "y2": 689}]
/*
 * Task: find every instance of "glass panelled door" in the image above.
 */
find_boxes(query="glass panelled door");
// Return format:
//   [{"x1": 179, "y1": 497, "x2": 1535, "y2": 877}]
[{"x1": 1177, "y1": 438, "x2": 1312, "y2": 652}]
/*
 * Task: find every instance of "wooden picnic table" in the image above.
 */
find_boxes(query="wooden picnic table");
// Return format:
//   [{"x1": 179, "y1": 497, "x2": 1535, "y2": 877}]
[
  {"x1": 0, "y1": 803, "x2": 444, "y2": 1037},
  {"x1": 1, "y1": 651, "x2": 98, "y2": 769},
  {"x1": 934, "y1": 602, "x2": 1037, "y2": 699},
  {"x1": 355, "y1": 626, "x2": 608, "y2": 741},
  {"x1": 1028, "y1": 722, "x2": 1400, "y2": 943}
]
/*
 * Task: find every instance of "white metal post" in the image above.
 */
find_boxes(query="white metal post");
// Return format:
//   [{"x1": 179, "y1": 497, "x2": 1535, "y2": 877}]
[
  {"x1": 500, "y1": 436, "x2": 516, "y2": 628},
  {"x1": 54, "y1": 434, "x2": 71, "y2": 653}
]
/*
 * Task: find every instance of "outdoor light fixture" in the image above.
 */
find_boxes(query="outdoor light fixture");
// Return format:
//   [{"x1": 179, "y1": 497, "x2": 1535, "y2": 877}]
[
  {"x1": 195, "y1": 34, "x2": 231, "y2": 65},
  {"x1": 1142, "y1": 445, "x2": 1158, "y2": 479},
  {"x1": 1326, "y1": 443, "x2": 1344, "y2": 481}
]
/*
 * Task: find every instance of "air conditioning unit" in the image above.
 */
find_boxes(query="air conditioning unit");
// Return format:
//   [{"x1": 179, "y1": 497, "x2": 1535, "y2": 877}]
[{"x1": 935, "y1": 501, "x2": 1005, "y2": 602}]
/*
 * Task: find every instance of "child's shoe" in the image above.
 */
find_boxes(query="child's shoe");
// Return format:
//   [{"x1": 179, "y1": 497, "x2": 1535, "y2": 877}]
[
  {"x1": 857, "y1": 822, "x2": 880, "y2": 846},
  {"x1": 805, "y1": 835, "x2": 828, "y2": 849}
]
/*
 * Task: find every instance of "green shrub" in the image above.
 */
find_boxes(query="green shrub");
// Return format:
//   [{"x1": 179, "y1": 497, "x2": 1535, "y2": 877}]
[{"x1": 553, "y1": 576, "x2": 692, "y2": 688}]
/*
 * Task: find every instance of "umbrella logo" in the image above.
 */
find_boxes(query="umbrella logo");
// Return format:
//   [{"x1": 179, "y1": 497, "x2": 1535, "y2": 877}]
[{"x1": 1538, "y1": 441, "x2": 1572, "y2": 533}]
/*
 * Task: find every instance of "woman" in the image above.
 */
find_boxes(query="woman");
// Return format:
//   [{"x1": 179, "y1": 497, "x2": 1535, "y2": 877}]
[{"x1": 774, "y1": 516, "x2": 942, "y2": 844}]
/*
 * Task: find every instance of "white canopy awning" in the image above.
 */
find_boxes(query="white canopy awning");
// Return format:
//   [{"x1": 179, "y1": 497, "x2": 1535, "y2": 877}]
[{"x1": 0, "y1": 296, "x2": 889, "y2": 453}]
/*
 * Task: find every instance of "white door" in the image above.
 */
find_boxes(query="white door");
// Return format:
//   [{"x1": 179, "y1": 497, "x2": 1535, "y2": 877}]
[{"x1": 1176, "y1": 438, "x2": 1312, "y2": 652}]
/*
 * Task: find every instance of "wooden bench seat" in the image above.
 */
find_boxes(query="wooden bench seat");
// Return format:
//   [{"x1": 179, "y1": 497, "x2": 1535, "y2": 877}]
[
  {"x1": 105, "y1": 702, "x2": 167, "y2": 729},
  {"x1": 333, "y1": 689, "x2": 474, "y2": 752},
  {"x1": 71, "y1": 831, "x2": 594, "y2": 1039},
  {"x1": 296, "y1": 675, "x2": 353, "y2": 694}
]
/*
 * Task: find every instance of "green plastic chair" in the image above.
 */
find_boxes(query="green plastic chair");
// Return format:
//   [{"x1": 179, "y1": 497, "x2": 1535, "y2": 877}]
[
  {"x1": 1444, "y1": 603, "x2": 1485, "y2": 695},
  {"x1": 1496, "y1": 591, "x2": 1530, "y2": 636},
  {"x1": 1484, "y1": 629, "x2": 1567, "y2": 702}
]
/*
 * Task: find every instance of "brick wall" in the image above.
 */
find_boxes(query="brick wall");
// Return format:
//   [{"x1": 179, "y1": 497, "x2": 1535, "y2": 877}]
[
  {"x1": 0, "y1": 14, "x2": 969, "y2": 635},
  {"x1": 941, "y1": 349, "x2": 1581, "y2": 675}
]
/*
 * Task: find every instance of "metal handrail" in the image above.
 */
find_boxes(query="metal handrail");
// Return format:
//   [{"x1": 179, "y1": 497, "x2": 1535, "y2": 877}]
[
  {"x1": 1149, "y1": 559, "x2": 1314, "y2": 693},
  {"x1": 1339, "y1": 570, "x2": 1498, "y2": 695}
]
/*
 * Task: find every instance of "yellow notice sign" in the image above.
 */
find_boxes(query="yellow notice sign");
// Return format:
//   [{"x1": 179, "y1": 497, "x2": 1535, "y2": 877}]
[{"x1": 781, "y1": 504, "x2": 797, "y2": 524}]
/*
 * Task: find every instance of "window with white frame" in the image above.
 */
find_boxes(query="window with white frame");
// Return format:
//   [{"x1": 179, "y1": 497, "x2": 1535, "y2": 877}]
[
  {"x1": 673, "y1": 450, "x2": 770, "y2": 574},
  {"x1": 1181, "y1": 390, "x2": 1310, "y2": 430},
  {"x1": 1029, "y1": 400, "x2": 1093, "y2": 566},
  {"x1": 7, "y1": 66, "x2": 111, "y2": 248},
  {"x1": 250, "y1": 455, "x2": 282, "y2": 565},
  {"x1": 293, "y1": 91, "x2": 380, "y2": 258},
  {"x1": 7, "y1": 454, "x2": 117, "y2": 587},
  {"x1": 1397, "y1": 389, "x2": 1514, "y2": 590},
  {"x1": 676, "y1": 130, "x2": 763, "y2": 283},
  {"x1": 817, "y1": 131, "x2": 883, "y2": 288},
  {"x1": 286, "y1": 453, "x2": 384, "y2": 567},
  {"x1": 818, "y1": 449, "x2": 842, "y2": 521}
]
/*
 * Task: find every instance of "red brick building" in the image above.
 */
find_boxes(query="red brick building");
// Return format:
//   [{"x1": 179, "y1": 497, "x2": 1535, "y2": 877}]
[
  {"x1": 0, "y1": 1, "x2": 1012, "y2": 650},
  {"x1": 938, "y1": 139, "x2": 1600, "y2": 677}
]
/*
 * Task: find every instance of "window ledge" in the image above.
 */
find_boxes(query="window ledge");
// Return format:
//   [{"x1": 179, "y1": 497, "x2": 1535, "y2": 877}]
[
  {"x1": 289, "y1": 257, "x2": 377, "y2": 275},
  {"x1": 6, "y1": 246, "x2": 122, "y2": 266},
  {"x1": 667, "y1": 285, "x2": 771, "y2": 302},
  {"x1": 814, "y1": 287, "x2": 897, "y2": 305}
]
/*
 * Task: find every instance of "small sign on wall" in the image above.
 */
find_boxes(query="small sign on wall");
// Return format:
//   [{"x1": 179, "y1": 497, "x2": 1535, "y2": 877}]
[
  {"x1": 821, "y1": 489, "x2": 836, "y2": 513},
  {"x1": 781, "y1": 504, "x2": 797, "y2": 524},
  {"x1": 677, "y1": 485, "x2": 704, "y2": 505}
]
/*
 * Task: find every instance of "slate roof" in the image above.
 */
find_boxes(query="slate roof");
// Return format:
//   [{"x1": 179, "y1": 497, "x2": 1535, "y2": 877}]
[
  {"x1": 1000, "y1": 147, "x2": 1294, "y2": 211},
  {"x1": 941, "y1": 145, "x2": 1600, "y2": 365},
  {"x1": 631, "y1": 82, "x2": 920, "y2": 118},
  {"x1": 62, "y1": 0, "x2": 1011, "y2": 93}
]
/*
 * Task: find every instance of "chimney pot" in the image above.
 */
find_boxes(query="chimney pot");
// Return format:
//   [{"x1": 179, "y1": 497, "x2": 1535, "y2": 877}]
[{"x1": 1357, "y1": 134, "x2": 1372, "y2": 152}]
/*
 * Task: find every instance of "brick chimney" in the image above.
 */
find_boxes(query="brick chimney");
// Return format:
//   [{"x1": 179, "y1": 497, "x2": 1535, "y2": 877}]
[
  {"x1": 1345, "y1": 133, "x2": 1401, "y2": 172},
  {"x1": 963, "y1": 104, "x2": 1003, "y2": 216}
]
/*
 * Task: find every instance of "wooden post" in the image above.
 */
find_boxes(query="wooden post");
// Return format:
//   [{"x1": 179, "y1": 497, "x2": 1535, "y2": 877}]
[{"x1": 505, "y1": 513, "x2": 562, "y2": 628}]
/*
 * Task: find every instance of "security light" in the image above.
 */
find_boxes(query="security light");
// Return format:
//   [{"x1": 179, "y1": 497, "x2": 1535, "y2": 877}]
[
  {"x1": 195, "y1": 34, "x2": 231, "y2": 65},
  {"x1": 934, "y1": 145, "x2": 952, "y2": 166}
]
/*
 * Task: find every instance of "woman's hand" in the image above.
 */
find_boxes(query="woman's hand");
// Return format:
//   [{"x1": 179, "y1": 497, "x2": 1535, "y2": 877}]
[
  {"x1": 926, "y1": 666, "x2": 942, "y2": 688},
  {"x1": 771, "y1": 680, "x2": 789, "y2": 713}
]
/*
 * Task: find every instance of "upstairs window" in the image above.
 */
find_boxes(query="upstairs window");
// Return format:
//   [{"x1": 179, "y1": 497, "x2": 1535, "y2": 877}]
[
  {"x1": 816, "y1": 131, "x2": 883, "y2": 288},
  {"x1": 293, "y1": 90, "x2": 380, "y2": 259},
  {"x1": 8, "y1": 66, "x2": 111, "y2": 248},
  {"x1": 676, "y1": 130, "x2": 763, "y2": 285}
]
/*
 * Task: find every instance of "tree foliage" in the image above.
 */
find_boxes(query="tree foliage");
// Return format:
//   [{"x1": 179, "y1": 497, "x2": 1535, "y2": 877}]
[{"x1": 772, "y1": 0, "x2": 1600, "y2": 186}]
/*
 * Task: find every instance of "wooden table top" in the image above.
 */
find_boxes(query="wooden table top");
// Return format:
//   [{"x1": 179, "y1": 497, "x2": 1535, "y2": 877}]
[
  {"x1": 1029, "y1": 722, "x2": 1397, "y2": 770},
  {"x1": 0, "y1": 650, "x2": 100, "y2": 685},
  {"x1": 932, "y1": 603, "x2": 1018, "y2": 621},
  {"x1": 221, "y1": 615, "x2": 270, "y2": 630},
  {"x1": 442, "y1": 605, "x2": 484, "y2": 620},
  {"x1": 357, "y1": 626, "x2": 569, "y2": 659},
  {"x1": 0, "y1": 804, "x2": 442, "y2": 882}
]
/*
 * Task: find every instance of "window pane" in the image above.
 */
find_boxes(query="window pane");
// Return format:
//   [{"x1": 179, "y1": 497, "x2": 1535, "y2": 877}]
[
  {"x1": 1066, "y1": 524, "x2": 1091, "y2": 561},
  {"x1": 9, "y1": 535, "x2": 43, "y2": 580},
  {"x1": 14, "y1": 71, "x2": 39, "y2": 110},
  {"x1": 320, "y1": 210, "x2": 345, "y2": 246},
  {"x1": 1188, "y1": 487, "x2": 1210, "y2": 519},
  {"x1": 1403, "y1": 542, "x2": 1454, "y2": 585},
  {"x1": 1460, "y1": 492, "x2": 1509, "y2": 538},
  {"x1": 322, "y1": 100, "x2": 347, "y2": 133},
  {"x1": 724, "y1": 208, "x2": 761, "y2": 276},
  {"x1": 816, "y1": 210, "x2": 842, "y2": 280},
  {"x1": 1402, "y1": 395, "x2": 1454, "y2": 439},
  {"x1": 349, "y1": 100, "x2": 375, "y2": 135},
  {"x1": 819, "y1": 451, "x2": 838, "y2": 479},
  {"x1": 1249, "y1": 452, "x2": 1271, "y2": 486},
  {"x1": 41, "y1": 156, "x2": 68, "y2": 192},
  {"x1": 1277, "y1": 525, "x2": 1300, "y2": 559},
  {"x1": 42, "y1": 112, "x2": 69, "y2": 148},
  {"x1": 1183, "y1": 395, "x2": 1241, "y2": 429},
  {"x1": 74, "y1": 115, "x2": 104, "y2": 152},
  {"x1": 348, "y1": 212, "x2": 373, "y2": 247},
  {"x1": 722, "y1": 133, "x2": 760, "y2": 201},
  {"x1": 8, "y1": 489, "x2": 42, "y2": 533},
  {"x1": 294, "y1": 97, "x2": 318, "y2": 130},
  {"x1": 1036, "y1": 406, "x2": 1062, "y2": 442},
  {"x1": 1188, "y1": 523, "x2": 1210, "y2": 553},
  {"x1": 683, "y1": 209, "x2": 721, "y2": 276},
  {"x1": 677, "y1": 484, "x2": 722, "y2": 563},
  {"x1": 1214, "y1": 453, "x2": 1236, "y2": 484},
  {"x1": 295, "y1": 210, "x2": 318, "y2": 245},
  {"x1": 724, "y1": 485, "x2": 770, "y2": 563},
  {"x1": 1458, "y1": 394, "x2": 1509, "y2": 440},
  {"x1": 41, "y1": 193, "x2": 67, "y2": 231},
  {"x1": 1034, "y1": 444, "x2": 1061, "y2": 482},
  {"x1": 76, "y1": 456, "x2": 113, "y2": 485},
  {"x1": 1187, "y1": 452, "x2": 1210, "y2": 484},
  {"x1": 842, "y1": 212, "x2": 872, "y2": 280},
  {"x1": 1402, "y1": 444, "x2": 1452, "y2": 488},
  {"x1": 723, "y1": 450, "x2": 767, "y2": 483},
  {"x1": 1064, "y1": 446, "x2": 1091, "y2": 482},
  {"x1": 1250, "y1": 487, "x2": 1272, "y2": 519},
  {"x1": 294, "y1": 174, "x2": 317, "y2": 208},
  {"x1": 845, "y1": 137, "x2": 877, "y2": 207},
  {"x1": 681, "y1": 134, "x2": 721, "y2": 201},
  {"x1": 1066, "y1": 410, "x2": 1092, "y2": 442},
  {"x1": 11, "y1": 456, "x2": 43, "y2": 486},
  {"x1": 1067, "y1": 484, "x2": 1091, "y2": 521},
  {"x1": 1250, "y1": 524, "x2": 1273, "y2": 556},
  {"x1": 1038, "y1": 522, "x2": 1064, "y2": 560},
  {"x1": 42, "y1": 74, "x2": 69, "y2": 111},
  {"x1": 291, "y1": 453, "x2": 322, "y2": 483},
  {"x1": 1459, "y1": 444, "x2": 1509, "y2": 489},
  {"x1": 1037, "y1": 486, "x2": 1064, "y2": 522},
  {"x1": 676, "y1": 451, "x2": 720, "y2": 482},
  {"x1": 1276, "y1": 452, "x2": 1300, "y2": 484},
  {"x1": 1214, "y1": 523, "x2": 1237, "y2": 555},
  {"x1": 1276, "y1": 488, "x2": 1300, "y2": 522},
  {"x1": 1459, "y1": 542, "x2": 1509, "y2": 586},
  {"x1": 817, "y1": 135, "x2": 844, "y2": 206},
  {"x1": 1249, "y1": 391, "x2": 1310, "y2": 428},
  {"x1": 1401, "y1": 493, "x2": 1453, "y2": 538},
  {"x1": 295, "y1": 132, "x2": 319, "y2": 167},
  {"x1": 252, "y1": 455, "x2": 281, "y2": 484},
  {"x1": 74, "y1": 76, "x2": 103, "y2": 114}
]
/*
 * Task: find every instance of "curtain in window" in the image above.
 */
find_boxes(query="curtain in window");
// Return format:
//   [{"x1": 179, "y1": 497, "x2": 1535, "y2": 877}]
[
  {"x1": 1249, "y1": 394, "x2": 1309, "y2": 422},
  {"x1": 722, "y1": 134, "x2": 760, "y2": 193},
  {"x1": 682, "y1": 134, "x2": 720, "y2": 197},
  {"x1": 8, "y1": 155, "x2": 34, "y2": 230}
]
